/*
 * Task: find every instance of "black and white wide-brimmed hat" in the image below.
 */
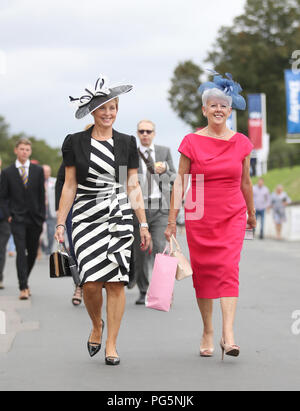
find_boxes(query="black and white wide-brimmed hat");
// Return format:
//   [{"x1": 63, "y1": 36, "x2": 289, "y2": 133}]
[{"x1": 69, "y1": 75, "x2": 133, "y2": 119}]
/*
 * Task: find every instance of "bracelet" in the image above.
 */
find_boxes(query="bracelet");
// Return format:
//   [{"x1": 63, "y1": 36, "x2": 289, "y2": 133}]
[
  {"x1": 168, "y1": 221, "x2": 176, "y2": 225},
  {"x1": 56, "y1": 224, "x2": 66, "y2": 230},
  {"x1": 247, "y1": 208, "x2": 256, "y2": 216}
]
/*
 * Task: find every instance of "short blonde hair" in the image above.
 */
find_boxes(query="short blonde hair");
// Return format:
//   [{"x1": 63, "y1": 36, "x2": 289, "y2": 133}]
[{"x1": 15, "y1": 138, "x2": 32, "y2": 148}]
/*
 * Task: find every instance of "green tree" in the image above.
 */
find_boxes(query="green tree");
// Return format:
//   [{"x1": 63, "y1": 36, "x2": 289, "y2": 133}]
[
  {"x1": 207, "y1": 0, "x2": 300, "y2": 139},
  {"x1": 169, "y1": 0, "x2": 300, "y2": 139},
  {"x1": 0, "y1": 116, "x2": 62, "y2": 175},
  {"x1": 168, "y1": 0, "x2": 300, "y2": 169},
  {"x1": 168, "y1": 60, "x2": 205, "y2": 130},
  {"x1": 0, "y1": 116, "x2": 11, "y2": 166}
]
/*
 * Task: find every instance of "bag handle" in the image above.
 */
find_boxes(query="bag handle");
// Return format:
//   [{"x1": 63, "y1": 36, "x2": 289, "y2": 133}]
[
  {"x1": 170, "y1": 235, "x2": 182, "y2": 253},
  {"x1": 56, "y1": 240, "x2": 80, "y2": 285},
  {"x1": 162, "y1": 243, "x2": 172, "y2": 256},
  {"x1": 57, "y1": 241, "x2": 68, "y2": 254}
]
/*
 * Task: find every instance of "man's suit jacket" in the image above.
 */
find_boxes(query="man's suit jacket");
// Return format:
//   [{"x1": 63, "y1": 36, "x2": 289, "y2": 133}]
[
  {"x1": 0, "y1": 163, "x2": 46, "y2": 227},
  {"x1": 137, "y1": 144, "x2": 177, "y2": 214}
]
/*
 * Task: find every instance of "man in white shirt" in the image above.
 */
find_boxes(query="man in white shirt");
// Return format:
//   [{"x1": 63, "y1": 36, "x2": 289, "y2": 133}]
[
  {"x1": 253, "y1": 178, "x2": 270, "y2": 239},
  {"x1": 132, "y1": 120, "x2": 176, "y2": 304}
]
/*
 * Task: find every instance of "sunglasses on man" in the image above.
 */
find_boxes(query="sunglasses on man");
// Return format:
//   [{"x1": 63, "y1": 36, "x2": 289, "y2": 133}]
[{"x1": 138, "y1": 129, "x2": 154, "y2": 135}]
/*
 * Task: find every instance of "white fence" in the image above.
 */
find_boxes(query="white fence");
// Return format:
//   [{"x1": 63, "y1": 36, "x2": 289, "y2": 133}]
[
  {"x1": 0, "y1": 310, "x2": 6, "y2": 335},
  {"x1": 257, "y1": 205, "x2": 300, "y2": 241}
]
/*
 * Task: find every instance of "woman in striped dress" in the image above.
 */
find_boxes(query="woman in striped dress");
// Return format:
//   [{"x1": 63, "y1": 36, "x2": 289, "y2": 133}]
[{"x1": 55, "y1": 77, "x2": 151, "y2": 365}]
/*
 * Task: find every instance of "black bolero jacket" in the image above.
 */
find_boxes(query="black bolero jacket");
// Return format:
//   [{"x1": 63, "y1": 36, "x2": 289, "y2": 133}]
[{"x1": 62, "y1": 126, "x2": 139, "y2": 185}]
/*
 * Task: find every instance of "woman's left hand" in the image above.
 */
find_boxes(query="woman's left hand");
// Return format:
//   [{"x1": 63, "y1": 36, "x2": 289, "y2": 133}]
[
  {"x1": 164, "y1": 223, "x2": 177, "y2": 242},
  {"x1": 140, "y1": 228, "x2": 151, "y2": 251},
  {"x1": 247, "y1": 214, "x2": 257, "y2": 228}
]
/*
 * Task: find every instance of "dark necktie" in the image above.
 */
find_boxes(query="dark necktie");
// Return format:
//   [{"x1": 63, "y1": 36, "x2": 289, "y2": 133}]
[{"x1": 145, "y1": 149, "x2": 154, "y2": 198}]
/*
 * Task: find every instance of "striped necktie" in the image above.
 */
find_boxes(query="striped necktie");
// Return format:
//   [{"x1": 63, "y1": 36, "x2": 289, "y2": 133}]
[{"x1": 20, "y1": 166, "x2": 28, "y2": 187}]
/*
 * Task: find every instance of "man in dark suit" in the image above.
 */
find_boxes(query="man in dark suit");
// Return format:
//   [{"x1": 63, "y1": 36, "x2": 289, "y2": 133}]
[
  {"x1": 133, "y1": 120, "x2": 177, "y2": 305},
  {"x1": 0, "y1": 139, "x2": 45, "y2": 300},
  {"x1": 0, "y1": 157, "x2": 11, "y2": 290}
]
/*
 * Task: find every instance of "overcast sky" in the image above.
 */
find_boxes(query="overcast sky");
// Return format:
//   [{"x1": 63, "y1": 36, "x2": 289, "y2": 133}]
[{"x1": 0, "y1": 0, "x2": 246, "y2": 166}]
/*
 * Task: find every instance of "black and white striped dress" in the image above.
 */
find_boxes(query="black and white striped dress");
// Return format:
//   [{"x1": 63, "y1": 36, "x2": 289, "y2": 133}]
[{"x1": 72, "y1": 138, "x2": 134, "y2": 286}]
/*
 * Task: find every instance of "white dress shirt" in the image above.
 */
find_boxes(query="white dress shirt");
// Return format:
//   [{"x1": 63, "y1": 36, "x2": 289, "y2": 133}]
[
  {"x1": 253, "y1": 184, "x2": 270, "y2": 210},
  {"x1": 15, "y1": 159, "x2": 30, "y2": 178},
  {"x1": 138, "y1": 143, "x2": 161, "y2": 200}
]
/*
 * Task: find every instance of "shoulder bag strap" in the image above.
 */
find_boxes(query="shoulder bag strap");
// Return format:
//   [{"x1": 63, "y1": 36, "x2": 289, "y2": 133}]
[{"x1": 138, "y1": 148, "x2": 155, "y2": 174}]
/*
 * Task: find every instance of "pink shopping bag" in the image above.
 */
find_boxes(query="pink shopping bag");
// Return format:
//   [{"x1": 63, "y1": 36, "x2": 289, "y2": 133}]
[{"x1": 146, "y1": 246, "x2": 178, "y2": 312}]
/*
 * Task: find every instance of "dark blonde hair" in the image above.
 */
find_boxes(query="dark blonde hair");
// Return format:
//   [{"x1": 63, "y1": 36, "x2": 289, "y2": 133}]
[
  {"x1": 113, "y1": 97, "x2": 119, "y2": 110},
  {"x1": 15, "y1": 138, "x2": 32, "y2": 148}
]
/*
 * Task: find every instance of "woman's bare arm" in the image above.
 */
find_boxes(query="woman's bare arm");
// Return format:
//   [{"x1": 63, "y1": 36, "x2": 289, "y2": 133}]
[
  {"x1": 165, "y1": 154, "x2": 191, "y2": 240},
  {"x1": 55, "y1": 166, "x2": 77, "y2": 242},
  {"x1": 127, "y1": 168, "x2": 151, "y2": 251}
]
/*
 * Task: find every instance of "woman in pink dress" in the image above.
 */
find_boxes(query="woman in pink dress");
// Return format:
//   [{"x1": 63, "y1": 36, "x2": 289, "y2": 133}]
[{"x1": 165, "y1": 73, "x2": 256, "y2": 360}]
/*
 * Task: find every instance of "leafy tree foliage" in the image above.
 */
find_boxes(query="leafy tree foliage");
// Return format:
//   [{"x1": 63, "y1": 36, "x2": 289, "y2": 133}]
[
  {"x1": 168, "y1": 0, "x2": 300, "y2": 168},
  {"x1": 207, "y1": 0, "x2": 300, "y2": 139},
  {"x1": 0, "y1": 115, "x2": 12, "y2": 166},
  {"x1": 0, "y1": 116, "x2": 62, "y2": 175},
  {"x1": 168, "y1": 61, "x2": 205, "y2": 130}
]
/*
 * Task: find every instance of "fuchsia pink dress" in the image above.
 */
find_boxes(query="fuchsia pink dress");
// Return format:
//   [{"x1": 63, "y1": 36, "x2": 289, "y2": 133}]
[{"x1": 179, "y1": 132, "x2": 253, "y2": 299}]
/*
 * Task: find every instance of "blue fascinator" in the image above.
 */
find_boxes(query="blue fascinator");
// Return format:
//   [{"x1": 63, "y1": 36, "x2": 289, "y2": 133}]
[{"x1": 198, "y1": 71, "x2": 246, "y2": 110}]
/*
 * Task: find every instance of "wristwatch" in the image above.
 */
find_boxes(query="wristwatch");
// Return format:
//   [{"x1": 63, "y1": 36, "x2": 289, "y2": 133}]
[{"x1": 140, "y1": 223, "x2": 149, "y2": 229}]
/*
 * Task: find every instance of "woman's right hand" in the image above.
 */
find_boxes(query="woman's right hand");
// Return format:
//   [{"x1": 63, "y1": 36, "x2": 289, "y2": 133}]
[
  {"x1": 54, "y1": 225, "x2": 65, "y2": 244},
  {"x1": 164, "y1": 223, "x2": 177, "y2": 242}
]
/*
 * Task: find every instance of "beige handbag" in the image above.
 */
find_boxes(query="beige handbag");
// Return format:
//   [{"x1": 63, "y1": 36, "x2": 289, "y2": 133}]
[{"x1": 170, "y1": 235, "x2": 193, "y2": 281}]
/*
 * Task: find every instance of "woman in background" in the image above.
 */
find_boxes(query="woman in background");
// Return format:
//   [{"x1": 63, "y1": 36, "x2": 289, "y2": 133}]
[{"x1": 270, "y1": 184, "x2": 291, "y2": 240}]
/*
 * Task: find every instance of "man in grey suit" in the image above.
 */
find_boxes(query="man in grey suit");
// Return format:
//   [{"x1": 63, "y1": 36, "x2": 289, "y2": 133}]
[{"x1": 132, "y1": 120, "x2": 176, "y2": 305}]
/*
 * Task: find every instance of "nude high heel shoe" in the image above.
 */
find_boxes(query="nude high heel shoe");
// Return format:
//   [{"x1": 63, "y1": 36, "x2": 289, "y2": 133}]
[
  {"x1": 220, "y1": 338, "x2": 240, "y2": 360},
  {"x1": 200, "y1": 334, "x2": 214, "y2": 357},
  {"x1": 200, "y1": 348, "x2": 214, "y2": 357}
]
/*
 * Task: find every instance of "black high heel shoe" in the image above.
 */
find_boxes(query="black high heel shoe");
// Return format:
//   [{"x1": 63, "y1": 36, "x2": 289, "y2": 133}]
[
  {"x1": 105, "y1": 350, "x2": 120, "y2": 366},
  {"x1": 87, "y1": 319, "x2": 105, "y2": 358}
]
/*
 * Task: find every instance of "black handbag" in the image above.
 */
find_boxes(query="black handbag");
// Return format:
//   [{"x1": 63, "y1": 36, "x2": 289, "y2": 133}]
[{"x1": 49, "y1": 242, "x2": 81, "y2": 286}]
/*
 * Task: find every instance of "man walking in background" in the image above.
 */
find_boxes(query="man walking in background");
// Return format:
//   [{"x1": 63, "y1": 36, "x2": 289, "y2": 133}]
[
  {"x1": 133, "y1": 120, "x2": 176, "y2": 305},
  {"x1": 42, "y1": 165, "x2": 57, "y2": 256},
  {"x1": 0, "y1": 139, "x2": 45, "y2": 299},
  {"x1": 0, "y1": 157, "x2": 11, "y2": 290},
  {"x1": 253, "y1": 177, "x2": 270, "y2": 239}
]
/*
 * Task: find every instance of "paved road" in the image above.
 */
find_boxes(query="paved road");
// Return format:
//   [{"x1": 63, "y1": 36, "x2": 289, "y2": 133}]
[{"x1": 0, "y1": 233, "x2": 300, "y2": 391}]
